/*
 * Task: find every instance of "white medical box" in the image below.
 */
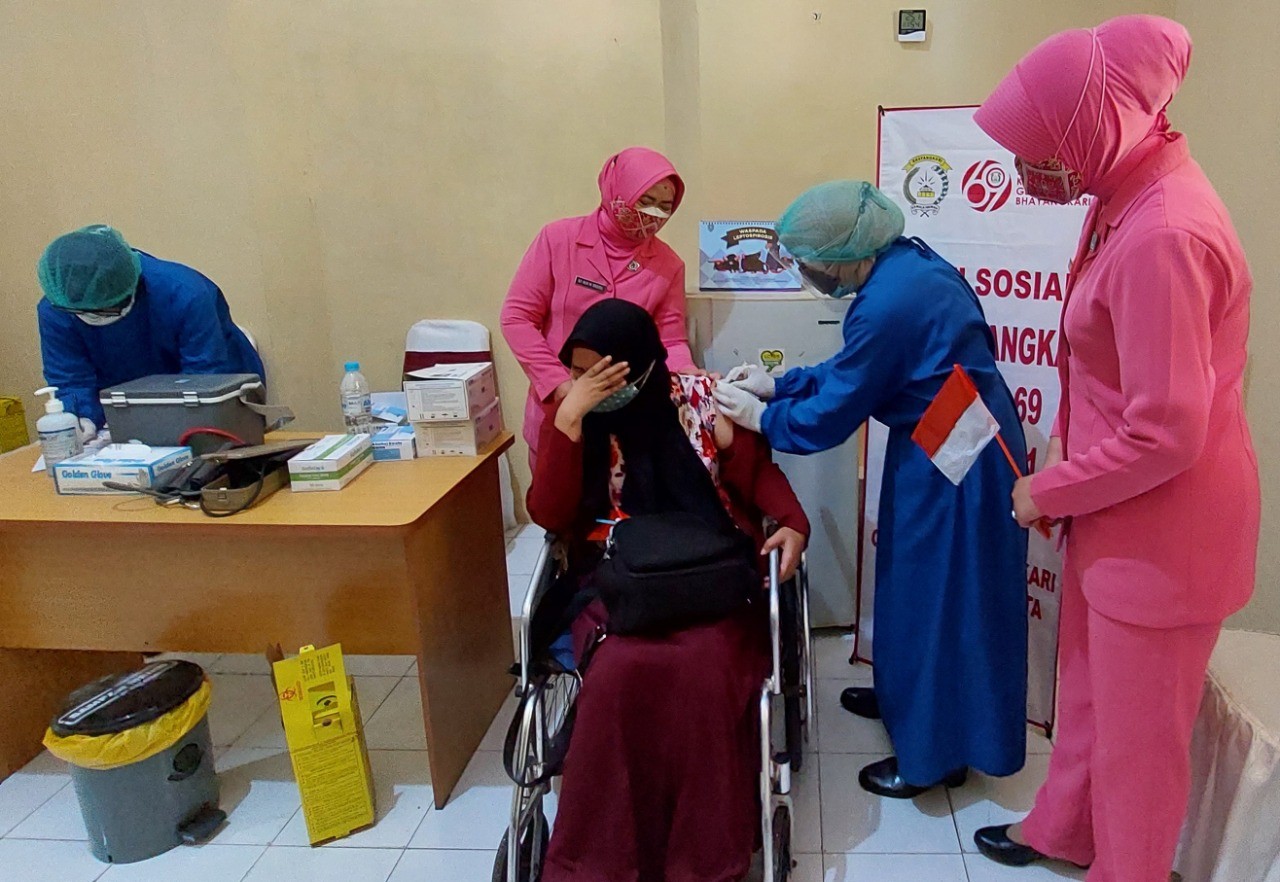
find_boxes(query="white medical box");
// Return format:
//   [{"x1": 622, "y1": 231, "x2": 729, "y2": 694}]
[
  {"x1": 413, "y1": 399, "x2": 503, "y2": 457},
  {"x1": 52, "y1": 444, "x2": 193, "y2": 495},
  {"x1": 288, "y1": 434, "x2": 374, "y2": 491},
  {"x1": 371, "y1": 425, "x2": 417, "y2": 462},
  {"x1": 403, "y1": 362, "x2": 497, "y2": 422}
]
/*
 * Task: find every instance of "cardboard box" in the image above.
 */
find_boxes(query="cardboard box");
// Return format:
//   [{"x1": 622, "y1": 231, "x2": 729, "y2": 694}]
[
  {"x1": 370, "y1": 392, "x2": 408, "y2": 427},
  {"x1": 403, "y1": 362, "x2": 497, "y2": 422},
  {"x1": 413, "y1": 398, "x2": 503, "y2": 457},
  {"x1": 371, "y1": 425, "x2": 417, "y2": 462},
  {"x1": 52, "y1": 444, "x2": 193, "y2": 495},
  {"x1": 288, "y1": 434, "x2": 374, "y2": 491},
  {"x1": 268, "y1": 644, "x2": 376, "y2": 846}
]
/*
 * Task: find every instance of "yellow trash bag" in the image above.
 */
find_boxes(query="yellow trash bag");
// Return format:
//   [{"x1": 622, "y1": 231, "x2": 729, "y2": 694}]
[{"x1": 44, "y1": 679, "x2": 213, "y2": 771}]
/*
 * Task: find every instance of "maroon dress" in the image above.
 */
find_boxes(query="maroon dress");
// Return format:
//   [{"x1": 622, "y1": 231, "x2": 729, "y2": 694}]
[{"x1": 528, "y1": 400, "x2": 809, "y2": 882}]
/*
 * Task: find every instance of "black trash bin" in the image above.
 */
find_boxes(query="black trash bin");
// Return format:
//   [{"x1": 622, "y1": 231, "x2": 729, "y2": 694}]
[{"x1": 45, "y1": 660, "x2": 226, "y2": 864}]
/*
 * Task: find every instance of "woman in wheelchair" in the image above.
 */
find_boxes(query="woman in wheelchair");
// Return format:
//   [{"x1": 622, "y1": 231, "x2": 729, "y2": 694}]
[{"x1": 527, "y1": 299, "x2": 809, "y2": 882}]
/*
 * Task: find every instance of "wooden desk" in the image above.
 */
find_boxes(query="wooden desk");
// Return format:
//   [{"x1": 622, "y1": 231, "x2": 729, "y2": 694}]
[{"x1": 0, "y1": 432, "x2": 515, "y2": 808}]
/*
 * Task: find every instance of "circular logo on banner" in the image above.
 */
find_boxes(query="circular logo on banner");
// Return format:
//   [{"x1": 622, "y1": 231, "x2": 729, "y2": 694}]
[
  {"x1": 963, "y1": 160, "x2": 1013, "y2": 212},
  {"x1": 902, "y1": 154, "x2": 952, "y2": 217}
]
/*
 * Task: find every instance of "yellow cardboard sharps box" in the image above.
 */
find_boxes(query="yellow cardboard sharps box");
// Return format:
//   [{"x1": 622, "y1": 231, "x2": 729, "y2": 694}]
[{"x1": 269, "y1": 643, "x2": 376, "y2": 845}]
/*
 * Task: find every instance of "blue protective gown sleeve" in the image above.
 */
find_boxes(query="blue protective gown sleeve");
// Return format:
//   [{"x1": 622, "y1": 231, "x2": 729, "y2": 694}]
[
  {"x1": 37, "y1": 305, "x2": 103, "y2": 427},
  {"x1": 761, "y1": 294, "x2": 910, "y2": 455},
  {"x1": 772, "y1": 361, "x2": 831, "y2": 401}
]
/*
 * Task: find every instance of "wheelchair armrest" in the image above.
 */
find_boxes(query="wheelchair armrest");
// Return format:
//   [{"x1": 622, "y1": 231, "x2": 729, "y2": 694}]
[
  {"x1": 516, "y1": 531, "x2": 560, "y2": 692},
  {"x1": 518, "y1": 533, "x2": 558, "y2": 619},
  {"x1": 767, "y1": 547, "x2": 783, "y2": 694}
]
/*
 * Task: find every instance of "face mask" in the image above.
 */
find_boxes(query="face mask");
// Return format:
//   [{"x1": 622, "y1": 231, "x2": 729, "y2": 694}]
[
  {"x1": 611, "y1": 199, "x2": 669, "y2": 240},
  {"x1": 1016, "y1": 157, "x2": 1084, "y2": 205},
  {"x1": 73, "y1": 294, "x2": 135, "y2": 327},
  {"x1": 591, "y1": 360, "x2": 655, "y2": 413}
]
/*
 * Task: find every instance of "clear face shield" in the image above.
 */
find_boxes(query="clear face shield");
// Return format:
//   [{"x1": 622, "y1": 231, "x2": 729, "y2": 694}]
[
  {"x1": 768, "y1": 241, "x2": 838, "y2": 299},
  {"x1": 797, "y1": 262, "x2": 845, "y2": 298}
]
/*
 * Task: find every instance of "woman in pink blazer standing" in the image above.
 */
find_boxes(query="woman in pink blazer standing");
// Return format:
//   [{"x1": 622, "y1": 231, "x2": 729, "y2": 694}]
[
  {"x1": 972, "y1": 16, "x2": 1260, "y2": 882},
  {"x1": 501, "y1": 147, "x2": 698, "y2": 464}
]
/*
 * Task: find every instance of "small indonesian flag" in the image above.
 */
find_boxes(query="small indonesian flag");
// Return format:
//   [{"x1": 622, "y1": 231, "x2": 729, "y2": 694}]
[{"x1": 912, "y1": 365, "x2": 1000, "y2": 485}]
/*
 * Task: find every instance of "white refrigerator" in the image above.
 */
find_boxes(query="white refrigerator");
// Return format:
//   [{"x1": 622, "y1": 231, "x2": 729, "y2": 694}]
[{"x1": 688, "y1": 294, "x2": 861, "y2": 627}]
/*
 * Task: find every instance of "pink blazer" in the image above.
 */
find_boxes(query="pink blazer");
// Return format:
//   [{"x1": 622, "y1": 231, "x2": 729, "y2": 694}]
[
  {"x1": 500, "y1": 215, "x2": 695, "y2": 453},
  {"x1": 1031, "y1": 136, "x2": 1259, "y2": 628}
]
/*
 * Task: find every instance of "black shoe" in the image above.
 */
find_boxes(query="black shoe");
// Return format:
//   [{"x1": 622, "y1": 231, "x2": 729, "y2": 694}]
[
  {"x1": 974, "y1": 825, "x2": 1047, "y2": 867},
  {"x1": 857, "y1": 756, "x2": 967, "y2": 799},
  {"x1": 839, "y1": 686, "x2": 881, "y2": 719}
]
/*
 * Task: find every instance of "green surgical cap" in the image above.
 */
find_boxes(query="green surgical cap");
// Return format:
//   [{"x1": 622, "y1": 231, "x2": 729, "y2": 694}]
[
  {"x1": 776, "y1": 180, "x2": 905, "y2": 264},
  {"x1": 37, "y1": 225, "x2": 141, "y2": 311}
]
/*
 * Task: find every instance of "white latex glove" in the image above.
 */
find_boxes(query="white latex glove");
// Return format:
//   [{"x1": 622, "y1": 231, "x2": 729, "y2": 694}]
[
  {"x1": 77, "y1": 418, "x2": 97, "y2": 443},
  {"x1": 714, "y1": 383, "x2": 766, "y2": 433},
  {"x1": 84, "y1": 427, "x2": 112, "y2": 453},
  {"x1": 725, "y1": 363, "x2": 776, "y2": 399}
]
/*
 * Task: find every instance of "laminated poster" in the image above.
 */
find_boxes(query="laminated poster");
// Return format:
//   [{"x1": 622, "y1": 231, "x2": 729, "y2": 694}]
[{"x1": 698, "y1": 221, "x2": 803, "y2": 292}]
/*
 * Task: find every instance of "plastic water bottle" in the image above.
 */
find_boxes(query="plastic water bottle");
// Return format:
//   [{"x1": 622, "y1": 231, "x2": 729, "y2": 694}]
[{"x1": 339, "y1": 362, "x2": 373, "y2": 433}]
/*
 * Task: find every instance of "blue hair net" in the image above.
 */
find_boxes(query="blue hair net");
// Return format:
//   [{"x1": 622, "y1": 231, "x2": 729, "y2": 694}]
[
  {"x1": 37, "y1": 225, "x2": 141, "y2": 311},
  {"x1": 776, "y1": 181, "x2": 905, "y2": 264}
]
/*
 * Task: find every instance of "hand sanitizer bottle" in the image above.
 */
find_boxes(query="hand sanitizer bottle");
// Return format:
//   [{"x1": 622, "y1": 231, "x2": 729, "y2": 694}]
[{"x1": 34, "y1": 386, "x2": 83, "y2": 471}]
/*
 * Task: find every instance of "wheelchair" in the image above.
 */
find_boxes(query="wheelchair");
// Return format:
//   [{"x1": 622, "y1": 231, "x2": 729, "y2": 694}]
[{"x1": 494, "y1": 528, "x2": 815, "y2": 882}]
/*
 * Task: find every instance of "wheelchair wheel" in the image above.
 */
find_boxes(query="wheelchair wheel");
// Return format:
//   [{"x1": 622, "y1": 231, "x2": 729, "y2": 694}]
[
  {"x1": 492, "y1": 809, "x2": 550, "y2": 882},
  {"x1": 771, "y1": 804, "x2": 793, "y2": 882},
  {"x1": 504, "y1": 668, "x2": 582, "y2": 787},
  {"x1": 779, "y1": 580, "x2": 805, "y2": 772}
]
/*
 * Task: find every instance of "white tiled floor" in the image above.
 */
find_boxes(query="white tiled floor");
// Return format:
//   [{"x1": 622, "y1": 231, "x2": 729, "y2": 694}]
[{"x1": 0, "y1": 524, "x2": 1068, "y2": 881}]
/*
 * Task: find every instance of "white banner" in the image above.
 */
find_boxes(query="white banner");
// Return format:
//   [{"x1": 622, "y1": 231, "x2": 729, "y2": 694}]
[{"x1": 857, "y1": 106, "x2": 1090, "y2": 731}]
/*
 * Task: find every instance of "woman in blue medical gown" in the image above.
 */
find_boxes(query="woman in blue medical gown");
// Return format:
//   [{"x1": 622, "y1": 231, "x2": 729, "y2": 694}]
[
  {"x1": 36, "y1": 225, "x2": 263, "y2": 433},
  {"x1": 714, "y1": 180, "x2": 1028, "y2": 797}
]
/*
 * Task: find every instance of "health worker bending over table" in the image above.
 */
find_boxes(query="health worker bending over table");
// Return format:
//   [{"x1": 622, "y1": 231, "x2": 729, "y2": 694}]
[
  {"x1": 501, "y1": 147, "x2": 699, "y2": 466},
  {"x1": 714, "y1": 180, "x2": 1029, "y2": 798},
  {"x1": 36, "y1": 225, "x2": 264, "y2": 435}
]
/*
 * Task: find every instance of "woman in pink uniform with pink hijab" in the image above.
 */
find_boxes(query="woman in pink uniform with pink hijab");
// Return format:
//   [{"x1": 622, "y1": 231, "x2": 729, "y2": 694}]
[
  {"x1": 501, "y1": 147, "x2": 698, "y2": 465},
  {"x1": 972, "y1": 15, "x2": 1260, "y2": 882}
]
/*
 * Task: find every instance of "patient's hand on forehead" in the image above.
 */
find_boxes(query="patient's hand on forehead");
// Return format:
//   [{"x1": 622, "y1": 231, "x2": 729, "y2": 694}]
[{"x1": 555, "y1": 348, "x2": 631, "y2": 441}]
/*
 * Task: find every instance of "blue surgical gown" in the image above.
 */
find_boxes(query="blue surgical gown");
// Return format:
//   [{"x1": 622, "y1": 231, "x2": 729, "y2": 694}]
[
  {"x1": 37, "y1": 252, "x2": 264, "y2": 429},
  {"x1": 763, "y1": 237, "x2": 1028, "y2": 785}
]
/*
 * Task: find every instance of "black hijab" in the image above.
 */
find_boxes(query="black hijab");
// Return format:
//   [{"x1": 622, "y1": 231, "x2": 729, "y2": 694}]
[{"x1": 559, "y1": 300, "x2": 733, "y2": 533}]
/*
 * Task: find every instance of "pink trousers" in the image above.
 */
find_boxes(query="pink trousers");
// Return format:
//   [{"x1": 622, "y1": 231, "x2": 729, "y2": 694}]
[{"x1": 1023, "y1": 557, "x2": 1221, "y2": 882}]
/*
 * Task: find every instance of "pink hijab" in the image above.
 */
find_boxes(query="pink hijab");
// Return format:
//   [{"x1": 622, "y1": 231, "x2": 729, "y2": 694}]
[
  {"x1": 975, "y1": 15, "x2": 1192, "y2": 198},
  {"x1": 594, "y1": 147, "x2": 685, "y2": 257}
]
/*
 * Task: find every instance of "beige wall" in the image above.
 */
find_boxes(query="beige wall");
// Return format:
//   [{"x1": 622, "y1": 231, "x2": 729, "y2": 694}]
[
  {"x1": 3, "y1": 1, "x2": 1275, "y2": 627},
  {"x1": 688, "y1": 0, "x2": 1174, "y2": 221},
  {"x1": 1174, "y1": 0, "x2": 1280, "y2": 631},
  {"x1": 0, "y1": 0, "x2": 668, "y2": 478}
]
